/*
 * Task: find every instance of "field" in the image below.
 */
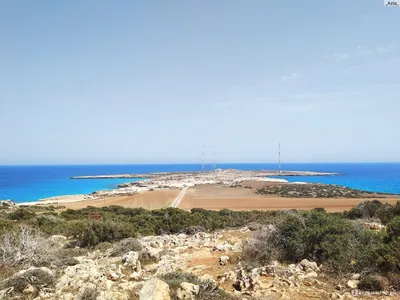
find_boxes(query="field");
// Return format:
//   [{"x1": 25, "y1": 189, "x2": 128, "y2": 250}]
[
  {"x1": 178, "y1": 184, "x2": 400, "y2": 212},
  {"x1": 62, "y1": 189, "x2": 180, "y2": 210}
]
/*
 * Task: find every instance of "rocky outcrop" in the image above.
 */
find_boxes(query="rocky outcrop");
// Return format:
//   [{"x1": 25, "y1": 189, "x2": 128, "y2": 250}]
[
  {"x1": 176, "y1": 282, "x2": 199, "y2": 300},
  {"x1": 0, "y1": 227, "x2": 393, "y2": 300},
  {"x1": 139, "y1": 278, "x2": 170, "y2": 300}
]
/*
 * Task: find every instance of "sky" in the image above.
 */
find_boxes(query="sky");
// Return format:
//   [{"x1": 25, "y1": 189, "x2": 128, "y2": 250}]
[{"x1": 0, "y1": 1, "x2": 399, "y2": 164}]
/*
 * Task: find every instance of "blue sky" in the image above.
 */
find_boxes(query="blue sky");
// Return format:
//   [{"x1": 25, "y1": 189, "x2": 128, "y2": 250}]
[{"x1": 0, "y1": 1, "x2": 399, "y2": 164}]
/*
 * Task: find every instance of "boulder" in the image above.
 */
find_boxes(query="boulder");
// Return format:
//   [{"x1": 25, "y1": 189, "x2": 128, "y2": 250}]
[
  {"x1": 214, "y1": 243, "x2": 233, "y2": 252},
  {"x1": 139, "y1": 278, "x2": 170, "y2": 300},
  {"x1": 107, "y1": 271, "x2": 119, "y2": 281},
  {"x1": 299, "y1": 259, "x2": 320, "y2": 272},
  {"x1": 350, "y1": 273, "x2": 360, "y2": 280},
  {"x1": 220, "y1": 256, "x2": 230, "y2": 266},
  {"x1": 233, "y1": 267, "x2": 261, "y2": 292},
  {"x1": 49, "y1": 235, "x2": 68, "y2": 247},
  {"x1": 155, "y1": 258, "x2": 180, "y2": 277},
  {"x1": 176, "y1": 282, "x2": 200, "y2": 300},
  {"x1": 122, "y1": 251, "x2": 141, "y2": 272},
  {"x1": 346, "y1": 280, "x2": 359, "y2": 289}
]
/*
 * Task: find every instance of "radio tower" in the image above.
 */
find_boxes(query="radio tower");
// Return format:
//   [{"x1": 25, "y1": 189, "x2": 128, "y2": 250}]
[
  {"x1": 201, "y1": 144, "x2": 205, "y2": 172},
  {"x1": 212, "y1": 145, "x2": 216, "y2": 170},
  {"x1": 278, "y1": 142, "x2": 282, "y2": 174}
]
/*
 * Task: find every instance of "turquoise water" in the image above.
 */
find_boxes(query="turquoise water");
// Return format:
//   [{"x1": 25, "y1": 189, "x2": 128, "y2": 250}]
[{"x1": 0, "y1": 163, "x2": 399, "y2": 203}]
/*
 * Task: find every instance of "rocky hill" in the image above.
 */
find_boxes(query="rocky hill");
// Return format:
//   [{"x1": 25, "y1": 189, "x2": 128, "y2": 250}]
[{"x1": 0, "y1": 225, "x2": 396, "y2": 300}]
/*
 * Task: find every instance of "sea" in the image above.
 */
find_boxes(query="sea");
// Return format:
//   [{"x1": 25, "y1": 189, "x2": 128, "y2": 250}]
[{"x1": 0, "y1": 163, "x2": 399, "y2": 203}]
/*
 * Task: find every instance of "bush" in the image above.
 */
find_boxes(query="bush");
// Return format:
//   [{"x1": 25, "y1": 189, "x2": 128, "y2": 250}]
[
  {"x1": 0, "y1": 227, "x2": 58, "y2": 268},
  {"x1": 183, "y1": 225, "x2": 205, "y2": 235},
  {"x1": 388, "y1": 273, "x2": 400, "y2": 291},
  {"x1": 36, "y1": 214, "x2": 65, "y2": 235},
  {"x1": 78, "y1": 287, "x2": 100, "y2": 300},
  {"x1": 8, "y1": 208, "x2": 36, "y2": 220},
  {"x1": 197, "y1": 279, "x2": 234, "y2": 300},
  {"x1": 0, "y1": 218, "x2": 16, "y2": 235},
  {"x1": 0, "y1": 264, "x2": 17, "y2": 282},
  {"x1": 358, "y1": 274, "x2": 389, "y2": 291},
  {"x1": 242, "y1": 211, "x2": 363, "y2": 273},
  {"x1": 242, "y1": 225, "x2": 282, "y2": 265},
  {"x1": 0, "y1": 268, "x2": 56, "y2": 297},
  {"x1": 66, "y1": 219, "x2": 135, "y2": 248},
  {"x1": 111, "y1": 237, "x2": 142, "y2": 256},
  {"x1": 161, "y1": 272, "x2": 235, "y2": 300},
  {"x1": 387, "y1": 216, "x2": 400, "y2": 238}
]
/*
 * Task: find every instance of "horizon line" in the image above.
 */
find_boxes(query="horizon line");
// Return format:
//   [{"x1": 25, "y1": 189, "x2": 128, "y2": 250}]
[{"x1": 0, "y1": 161, "x2": 399, "y2": 167}]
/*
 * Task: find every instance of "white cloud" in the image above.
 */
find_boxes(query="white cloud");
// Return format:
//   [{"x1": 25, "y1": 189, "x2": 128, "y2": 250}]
[
  {"x1": 376, "y1": 44, "x2": 395, "y2": 53},
  {"x1": 325, "y1": 53, "x2": 350, "y2": 62},
  {"x1": 212, "y1": 101, "x2": 233, "y2": 108},
  {"x1": 281, "y1": 73, "x2": 300, "y2": 81}
]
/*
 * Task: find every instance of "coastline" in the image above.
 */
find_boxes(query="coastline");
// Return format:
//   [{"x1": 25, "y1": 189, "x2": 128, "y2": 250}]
[{"x1": 13, "y1": 169, "x2": 400, "y2": 211}]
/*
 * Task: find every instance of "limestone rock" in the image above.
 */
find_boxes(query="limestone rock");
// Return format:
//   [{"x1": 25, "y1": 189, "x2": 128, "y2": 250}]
[
  {"x1": 299, "y1": 259, "x2": 320, "y2": 272},
  {"x1": 234, "y1": 267, "x2": 261, "y2": 292},
  {"x1": 214, "y1": 243, "x2": 233, "y2": 252},
  {"x1": 107, "y1": 271, "x2": 120, "y2": 281},
  {"x1": 23, "y1": 284, "x2": 35, "y2": 295},
  {"x1": 122, "y1": 251, "x2": 141, "y2": 272},
  {"x1": 220, "y1": 255, "x2": 230, "y2": 265},
  {"x1": 139, "y1": 278, "x2": 170, "y2": 300},
  {"x1": 350, "y1": 273, "x2": 360, "y2": 280},
  {"x1": 176, "y1": 282, "x2": 199, "y2": 300},
  {"x1": 346, "y1": 280, "x2": 359, "y2": 289}
]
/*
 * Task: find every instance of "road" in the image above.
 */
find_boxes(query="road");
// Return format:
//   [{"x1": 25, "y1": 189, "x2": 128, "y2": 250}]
[{"x1": 171, "y1": 187, "x2": 188, "y2": 208}]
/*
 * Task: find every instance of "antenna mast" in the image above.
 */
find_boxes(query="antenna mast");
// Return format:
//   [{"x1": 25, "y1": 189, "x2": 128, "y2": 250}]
[
  {"x1": 201, "y1": 144, "x2": 205, "y2": 172},
  {"x1": 212, "y1": 145, "x2": 216, "y2": 170},
  {"x1": 278, "y1": 142, "x2": 281, "y2": 174}
]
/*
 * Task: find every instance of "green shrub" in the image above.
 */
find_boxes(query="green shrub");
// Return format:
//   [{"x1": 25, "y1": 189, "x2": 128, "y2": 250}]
[
  {"x1": 36, "y1": 214, "x2": 65, "y2": 235},
  {"x1": 8, "y1": 208, "x2": 36, "y2": 220},
  {"x1": 161, "y1": 272, "x2": 235, "y2": 300},
  {"x1": 95, "y1": 241, "x2": 113, "y2": 252},
  {"x1": 358, "y1": 274, "x2": 389, "y2": 291},
  {"x1": 387, "y1": 216, "x2": 400, "y2": 238},
  {"x1": 111, "y1": 237, "x2": 142, "y2": 256},
  {"x1": 66, "y1": 219, "x2": 134, "y2": 248},
  {"x1": 0, "y1": 268, "x2": 55, "y2": 297},
  {"x1": 0, "y1": 218, "x2": 16, "y2": 235}
]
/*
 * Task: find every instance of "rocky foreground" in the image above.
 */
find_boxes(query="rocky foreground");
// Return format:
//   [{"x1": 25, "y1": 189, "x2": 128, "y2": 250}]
[{"x1": 0, "y1": 225, "x2": 395, "y2": 300}]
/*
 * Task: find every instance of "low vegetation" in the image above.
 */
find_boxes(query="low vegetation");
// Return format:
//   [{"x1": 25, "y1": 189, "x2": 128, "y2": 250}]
[
  {"x1": 161, "y1": 272, "x2": 237, "y2": 300},
  {"x1": 256, "y1": 184, "x2": 382, "y2": 198},
  {"x1": 0, "y1": 200, "x2": 399, "y2": 294}
]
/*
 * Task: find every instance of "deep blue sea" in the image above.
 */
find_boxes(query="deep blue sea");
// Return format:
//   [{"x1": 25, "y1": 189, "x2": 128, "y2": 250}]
[{"x1": 0, "y1": 163, "x2": 399, "y2": 203}]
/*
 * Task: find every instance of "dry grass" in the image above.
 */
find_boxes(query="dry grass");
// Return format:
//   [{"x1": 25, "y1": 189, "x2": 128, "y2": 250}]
[
  {"x1": 0, "y1": 227, "x2": 59, "y2": 269},
  {"x1": 179, "y1": 184, "x2": 400, "y2": 212}
]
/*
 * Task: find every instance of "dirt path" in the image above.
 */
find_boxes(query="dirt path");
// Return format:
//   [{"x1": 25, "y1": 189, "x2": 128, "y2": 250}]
[{"x1": 170, "y1": 187, "x2": 189, "y2": 208}]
